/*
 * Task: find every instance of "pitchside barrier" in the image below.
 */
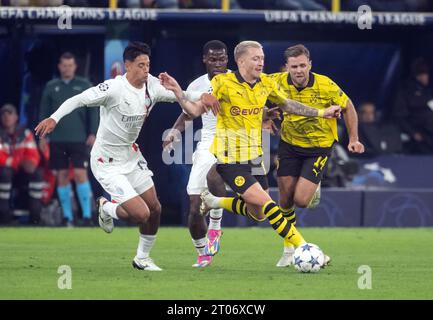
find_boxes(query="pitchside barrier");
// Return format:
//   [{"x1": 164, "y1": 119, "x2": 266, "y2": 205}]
[{"x1": 222, "y1": 188, "x2": 433, "y2": 227}]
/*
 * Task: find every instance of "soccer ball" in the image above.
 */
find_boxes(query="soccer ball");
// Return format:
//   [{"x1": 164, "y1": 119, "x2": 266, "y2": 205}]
[{"x1": 292, "y1": 243, "x2": 325, "y2": 273}]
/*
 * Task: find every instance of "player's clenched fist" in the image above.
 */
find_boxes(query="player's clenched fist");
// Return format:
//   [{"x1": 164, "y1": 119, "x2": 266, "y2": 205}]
[{"x1": 35, "y1": 118, "x2": 57, "y2": 138}]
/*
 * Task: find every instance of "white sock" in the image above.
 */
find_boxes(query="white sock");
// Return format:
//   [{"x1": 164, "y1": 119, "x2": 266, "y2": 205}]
[
  {"x1": 192, "y1": 237, "x2": 206, "y2": 256},
  {"x1": 209, "y1": 209, "x2": 223, "y2": 230},
  {"x1": 102, "y1": 201, "x2": 119, "y2": 220},
  {"x1": 136, "y1": 234, "x2": 156, "y2": 259}
]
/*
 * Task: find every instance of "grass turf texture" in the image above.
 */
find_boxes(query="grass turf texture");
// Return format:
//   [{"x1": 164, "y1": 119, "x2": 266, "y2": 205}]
[{"x1": 1, "y1": 227, "x2": 432, "y2": 299}]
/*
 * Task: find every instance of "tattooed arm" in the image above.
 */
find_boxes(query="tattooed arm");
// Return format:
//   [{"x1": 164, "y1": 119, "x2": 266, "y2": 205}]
[{"x1": 280, "y1": 98, "x2": 341, "y2": 119}]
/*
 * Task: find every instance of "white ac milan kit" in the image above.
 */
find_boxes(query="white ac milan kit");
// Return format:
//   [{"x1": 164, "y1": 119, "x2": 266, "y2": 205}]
[{"x1": 50, "y1": 74, "x2": 200, "y2": 203}]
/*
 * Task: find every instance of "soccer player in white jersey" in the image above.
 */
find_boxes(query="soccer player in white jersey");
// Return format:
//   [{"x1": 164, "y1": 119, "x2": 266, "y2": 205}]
[
  {"x1": 163, "y1": 40, "x2": 228, "y2": 267},
  {"x1": 35, "y1": 42, "x2": 219, "y2": 271}
]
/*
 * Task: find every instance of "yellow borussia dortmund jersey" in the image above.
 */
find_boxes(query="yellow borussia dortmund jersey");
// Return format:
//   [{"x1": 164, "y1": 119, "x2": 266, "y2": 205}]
[
  {"x1": 210, "y1": 71, "x2": 287, "y2": 163},
  {"x1": 270, "y1": 72, "x2": 349, "y2": 148}
]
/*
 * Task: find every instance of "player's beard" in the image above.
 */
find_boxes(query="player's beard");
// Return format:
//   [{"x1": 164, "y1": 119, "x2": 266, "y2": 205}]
[{"x1": 293, "y1": 74, "x2": 308, "y2": 87}]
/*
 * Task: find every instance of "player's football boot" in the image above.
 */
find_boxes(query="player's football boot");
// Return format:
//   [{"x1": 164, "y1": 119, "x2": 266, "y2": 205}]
[
  {"x1": 321, "y1": 254, "x2": 331, "y2": 268},
  {"x1": 192, "y1": 255, "x2": 212, "y2": 267},
  {"x1": 97, "y1": 196, "x2": 114, "y2": 233},
  {"x1": 132, "y1": 256, "x2": 162, "y2": 271},
  {"x1": 205, "y1": 229, "x2": 222, "y2": 256},
  {"x1": 307, "y1": 182, "x2": 321, "y2": 209},
  {"x1": 276, "y1": 242, "x2": 295, "y2": 267},
  {"x1": 200, "y1": 190, "x2": 220, "y2": 216}
]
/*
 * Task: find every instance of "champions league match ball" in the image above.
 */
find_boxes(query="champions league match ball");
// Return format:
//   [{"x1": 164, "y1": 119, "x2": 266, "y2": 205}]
[{"x1": 292, "y1": 243, "x2": 325, "y2": 273}]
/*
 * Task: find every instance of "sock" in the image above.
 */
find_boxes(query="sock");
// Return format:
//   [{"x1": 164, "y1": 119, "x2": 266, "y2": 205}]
[
  {"x1": 219, "y1": 197, "x2": 265, "y2": 222},
  {"x1": 208, "y1": 209, "x2": 223, "y2": 230},
  {"x1": 57, "y1": 184, "x2": 73, "y2": 222},
  {"x1": 192, "y1": 237, "x2": 207, "y2": 256},
  {"x1": 76, "y1": 181, "x2": 92, "y2": 219},
  {"x1": 136, "y1": 234, "x2": 157, "y2": 259},
  {"x1": 281, "y1": 207, "x2": 296, "y2": 250},
  {"x1": 281, "y1": 206, "x2": 296, "y2": 225},
  {"x1": 102, "y1": 201, "x2": 119, "y2": 219},
  {"x1": 262, "y1": 200, "x2": 305, "y2": 247}
]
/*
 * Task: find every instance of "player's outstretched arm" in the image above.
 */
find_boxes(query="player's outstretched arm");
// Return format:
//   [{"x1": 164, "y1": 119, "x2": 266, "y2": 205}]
[
  {"x1": 281, "y1": 99, "x2": 341, "y2": 119},
  {"x1": 35, "y1": 82, "x2": 111, "y2": 138},
  {"x1": 159, "y1": 72, "x2": 220, "y2": 117}
]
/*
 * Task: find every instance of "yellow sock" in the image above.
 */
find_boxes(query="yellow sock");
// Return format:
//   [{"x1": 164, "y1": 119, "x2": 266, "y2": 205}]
[
  {"x1": 219, "y1": 197, "x2": 236, "y2": 211},
  {"x1": 281, "y1": 207, "x2": 296, "y2": 249},
  {"x1": 219, "y1": 197, "x2": 265, "y2": 222},
  {"x1": 262, "y1": 201, "x2": 305, "y2": 247}
]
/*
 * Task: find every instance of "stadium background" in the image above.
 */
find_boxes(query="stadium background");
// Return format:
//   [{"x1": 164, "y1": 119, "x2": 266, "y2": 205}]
[{"x1": 1, "y1": 2, "x2": 433, "y2": 228}]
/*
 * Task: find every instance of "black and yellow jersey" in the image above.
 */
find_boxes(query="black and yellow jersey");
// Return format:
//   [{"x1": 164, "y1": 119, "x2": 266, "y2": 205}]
[
  {"x1": 210, "y1": 71, "x2": 287, "y2": 163},
  {"x1": 269, "y1": 72, "x2": 349, "y2": 148}
]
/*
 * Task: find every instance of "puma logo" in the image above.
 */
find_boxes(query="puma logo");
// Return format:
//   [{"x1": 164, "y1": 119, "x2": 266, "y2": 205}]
[{"x1": 288, "y1": 232, "x2": 296, "y2": 240}]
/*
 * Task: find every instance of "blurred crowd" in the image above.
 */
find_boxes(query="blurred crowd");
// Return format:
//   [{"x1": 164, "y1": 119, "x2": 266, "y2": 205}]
[{"x1": 2, "y1": 0, "x2": 433, "y2": 11}]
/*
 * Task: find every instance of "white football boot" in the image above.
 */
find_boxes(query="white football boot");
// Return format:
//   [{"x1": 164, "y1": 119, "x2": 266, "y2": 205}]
[
  {"x1": 97, "y1": 197, "x2": 114, "y2": 233},
  {"x1": 276, "y1": 243, "x2": 295, "y2": 267},
  {"x1": 200, "y1": 190, "x2": 221, "y2": 216},
  {"x1": 321, "y1": 254, "x2": 331, "y2": 268},
  {"x1": 132, "y1": 256, "x2": 162, "y2": 271}
]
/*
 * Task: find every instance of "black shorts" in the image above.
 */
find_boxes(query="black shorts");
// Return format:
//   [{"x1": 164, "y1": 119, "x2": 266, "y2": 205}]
[
  {"x1": 49, "y1": 142, "x2": 89, "y2": 170},
  {"x1": 216, "y1": 158, "x2": 269, "y2": 195},
  {"x1": 276, "y1": 140, "x2": 333, "y2": 184}
]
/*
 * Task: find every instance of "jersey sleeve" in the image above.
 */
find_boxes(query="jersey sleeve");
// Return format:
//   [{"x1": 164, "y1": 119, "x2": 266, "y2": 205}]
[
  {"x1": 328, "y1": 80, "x2": 349, "y2": 109},
  {"x1": 79, "y1": 80, "x2": 119, "y2": 108},
  {"x1": 267, "y1": 77, "x2": 289, "y2": 105},
  {"x1": 50, "y1": 79, "x2": 118, "y2": 123}
]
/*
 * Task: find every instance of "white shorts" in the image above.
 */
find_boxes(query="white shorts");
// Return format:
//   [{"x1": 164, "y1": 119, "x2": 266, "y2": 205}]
[
  {"x1": 186, "y1": 147, "x2": 217, "y2": 195},
  {"x1": 90, "y1": 153, "x2": 154, "y2": 204}
]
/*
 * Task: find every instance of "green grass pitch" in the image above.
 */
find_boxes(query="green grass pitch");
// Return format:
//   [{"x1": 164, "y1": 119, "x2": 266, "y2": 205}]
[{"x1": 1, "y1": 227, "x2": 433, "y2": 300}]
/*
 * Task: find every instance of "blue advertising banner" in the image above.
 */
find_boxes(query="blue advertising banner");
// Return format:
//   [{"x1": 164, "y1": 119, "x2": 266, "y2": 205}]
[{"x1": 363, "y1": 190, "x2": 433, "y2": 227}]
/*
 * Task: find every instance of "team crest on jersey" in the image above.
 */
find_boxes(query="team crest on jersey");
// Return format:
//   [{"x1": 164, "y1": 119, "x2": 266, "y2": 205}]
[
  {"x1": 234, "y1": 176, "x2": 245, "y2": 187},
  {"x1": 230, "y1": 106, "x2": 241, "y2": 116},
  {"x1": 310, "y1": 91, "x2": 319, "y2": 104},
  {"x1": 98, "y1": 83, "x2": 109, "y2": 92}
]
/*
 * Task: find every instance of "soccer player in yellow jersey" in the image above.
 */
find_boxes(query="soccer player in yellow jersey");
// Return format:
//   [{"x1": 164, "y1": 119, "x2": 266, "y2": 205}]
[
  {"x1": 270, "y1": 44, "x2": 365, "y2": 267},
  {"x1": 186, "y1": 41, "x2": 341, "y2": 256}
]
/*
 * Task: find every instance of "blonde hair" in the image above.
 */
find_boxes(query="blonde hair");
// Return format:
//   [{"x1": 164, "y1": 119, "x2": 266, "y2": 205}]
[{"x1": 234, "y1": 41, "x2": 262, "y2": 62}]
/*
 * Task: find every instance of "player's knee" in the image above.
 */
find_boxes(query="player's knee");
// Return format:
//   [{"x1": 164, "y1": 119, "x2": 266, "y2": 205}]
[
  {"x1": 293, "y1": 195, "x2": 310, "y2": 208},
  {"x1": 149, "y1": 201, "x2": 162, "y2": 216},
  {"x1": 131, "y1": 207, "x2": 150, "y2": 224}
]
